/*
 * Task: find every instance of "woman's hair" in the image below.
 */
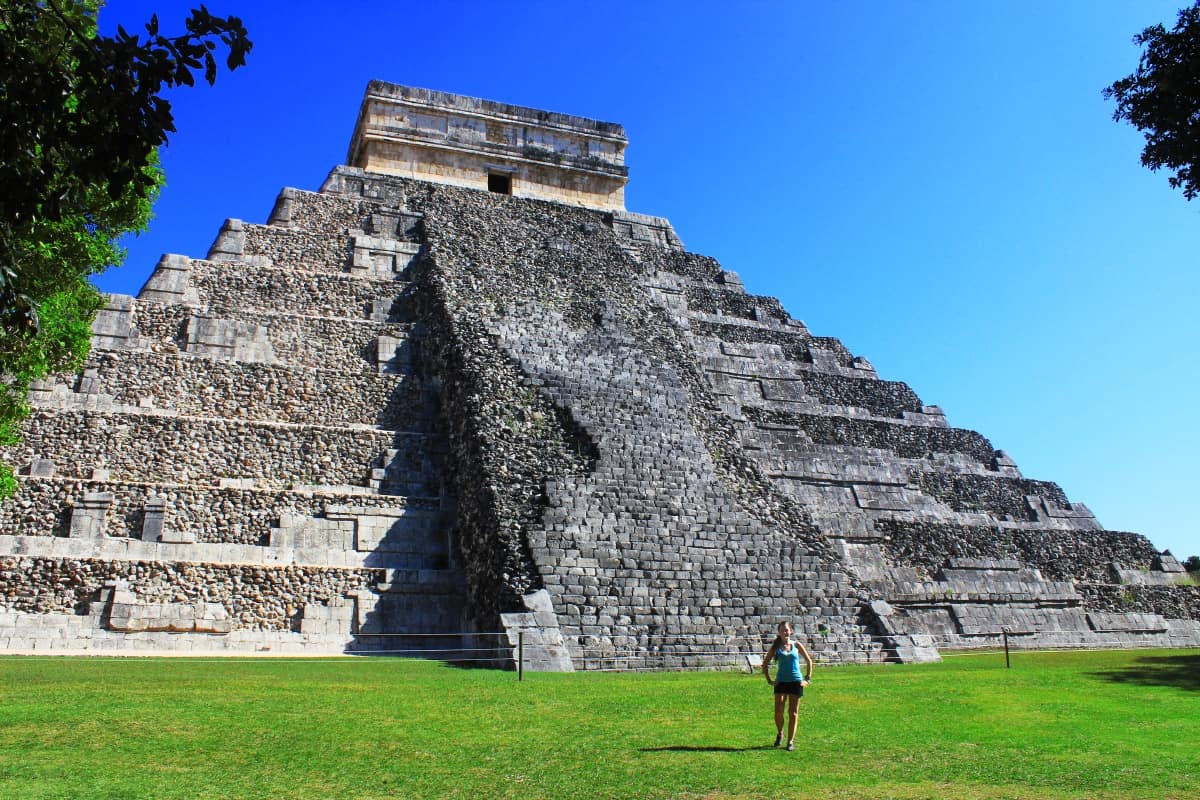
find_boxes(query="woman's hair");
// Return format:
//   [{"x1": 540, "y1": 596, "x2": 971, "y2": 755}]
[{"x1": 769, "y1": 621, "x2": 792, "y2": 654}]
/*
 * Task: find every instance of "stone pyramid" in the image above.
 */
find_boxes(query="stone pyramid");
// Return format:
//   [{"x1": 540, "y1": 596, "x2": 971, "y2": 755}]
[{"x1": 2, "y1": 82, "x2": 1196, "y2": 665}]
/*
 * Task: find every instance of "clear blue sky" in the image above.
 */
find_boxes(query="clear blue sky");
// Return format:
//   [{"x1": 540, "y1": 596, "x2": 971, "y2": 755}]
[{"x1": 96, "y1": 1, "x2": 1199, "y2": 561}]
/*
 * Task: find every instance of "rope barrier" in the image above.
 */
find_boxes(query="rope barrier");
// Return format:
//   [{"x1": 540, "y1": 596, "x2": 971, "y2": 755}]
[
  {"x1": 340, "y1": 629, "x2": 1194, "y2": 674},
  {"x1": 7, "y1": 630, "x2": 1189, "y2": 670}
]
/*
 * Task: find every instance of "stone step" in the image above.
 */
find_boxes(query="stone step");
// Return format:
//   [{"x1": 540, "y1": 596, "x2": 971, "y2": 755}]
[
  {"x1": 908, "y1": 471, "x2": 1075, "y2": 524},
  {"x1": 1, "y1": 474, "x2": 437, "y2": 546},
  {"x1": 376, "y1": 568, "x2": 466, "y2": 593},
  {"x1": 31, "y1": 350, "x2": 439, "y2": 430},
  {"x1": 354, "y1": 586, "x2": 465, "y2": 635},
  {"x1": 678, "y1": 279, "x2": 790, "y2": 321},
  {"x1": 96, "y1": 299, "x2": 422, "y2": 375},
  {"x1": 742, "y1": 409, "x2": 996, "y2": 465},
  {"x1": 689, "y1": 317, "x2": 814, "y2": 348},
  {"x1": 696, "y1": 361, "x2": 918, "y2": 421},
  {"x1": 144, "y1": 257, "x2": 416, "y2": 322},
  {"x1": 11, "y1": 408, "x2": 444, "y2": 492},
  {"x1": 262, "y1": 186, "x2": 422, "y2": 242},
  {"x1": 0, "y1": 554, "x2": 385, "y2": 633},
  {"x1": 876, "y1": 520, "x2": 1160, "y2": 583},
  {"x1": 233, "y1": 221, "x2": 422, "y2": 278}
]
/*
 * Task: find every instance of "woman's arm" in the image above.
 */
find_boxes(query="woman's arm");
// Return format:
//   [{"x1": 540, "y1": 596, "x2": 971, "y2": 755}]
[
  {"x1": 797, "y1": 641, "x2": 814, "y2": 684},
  {"x1": 762, "y1": 643, "x2": 777, "y2": 683}
]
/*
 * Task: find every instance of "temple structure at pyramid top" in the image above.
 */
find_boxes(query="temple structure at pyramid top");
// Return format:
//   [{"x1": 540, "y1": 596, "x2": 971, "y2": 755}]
[{"x1": 347, "y1": 81, "x2": 629, "y2": 210}]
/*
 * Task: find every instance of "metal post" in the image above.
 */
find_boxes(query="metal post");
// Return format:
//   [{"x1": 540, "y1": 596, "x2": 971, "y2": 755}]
[
  {"x1": 518, "y1": 631, "x2": 524, "y2": 682},
  {"x1": 1003, "y1": 629, "x2": 1010, "y2": 669}
]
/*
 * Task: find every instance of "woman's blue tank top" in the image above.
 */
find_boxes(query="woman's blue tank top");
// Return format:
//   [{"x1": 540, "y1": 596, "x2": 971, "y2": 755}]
[{"x1": 775, "y1": 642, "x2": 803, "y2": 682}]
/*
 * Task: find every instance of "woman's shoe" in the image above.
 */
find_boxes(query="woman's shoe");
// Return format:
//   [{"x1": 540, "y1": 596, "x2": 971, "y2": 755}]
[
  {"x1": 773, "y1": 732, "x2": 783, "y2": 747},
  {"x1": 786, "y1": 741, "x2": 795, "y2": 751}
]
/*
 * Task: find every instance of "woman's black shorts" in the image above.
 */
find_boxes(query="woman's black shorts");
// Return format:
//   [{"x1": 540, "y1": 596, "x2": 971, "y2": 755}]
[{"x1": 774, "y1": 681, "x2": 804, "y2": 697}]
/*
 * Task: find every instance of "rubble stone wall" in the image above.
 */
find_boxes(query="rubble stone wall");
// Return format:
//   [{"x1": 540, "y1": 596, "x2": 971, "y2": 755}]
[
  {"x1": 1079, "y1": 583, "x2": 1200, "y2": 619},
  {"x1": 0, "y1": 555, "x2": 381, "y2": 631},
  {"x1": 192, "y1": 260, "x2": 411, "y2": 319},
  {"x1": 12, "y1": 409, "x2": 416, "y2": 489},
  {"x1": 42, "y1": 350, "x2": 435, "y2": 430},
  {"x1": 910, "y1": 472, "x2": 1070, "y2": 520},
  {"x1": 243, "y1": 223, "x2": 355, "y2": 271},
  {"x1": 743, "y1": 406, "x2": 997, "y2": 464},
  {"x1": 878, "y1": 520, "x2": 1161, "y2": 581},
  {"x1": 0, "y1": 477, "x2": 422, "y2": 544}
]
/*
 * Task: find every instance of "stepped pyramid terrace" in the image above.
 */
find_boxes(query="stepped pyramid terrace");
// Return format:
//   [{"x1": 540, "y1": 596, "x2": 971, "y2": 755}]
[{"x1": 1, "y1": 82, "x2": 1197, "y2": 666}]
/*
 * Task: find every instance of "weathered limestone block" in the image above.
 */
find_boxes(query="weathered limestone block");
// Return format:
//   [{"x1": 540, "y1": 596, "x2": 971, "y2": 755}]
[
  {"x1": 1026, "y1": 494, "x2": 1099, "y2": 527},
  {"x1": 860, "y1": 601, "x2": 942, "y2": 662},
  {"x1": 299, "y1": 596, "x2": 354, "y2": 636},
  {"x1": 376, "y1": 333, "x2": 414, "y2": 374},
  {"x1": 610, "y1": 210, "x2": 683, "y2": 251},
  {"x1": 27, "y1": 457, "x2": 56, "y2": 478},
  {"x1": 1153, "y1": 552, "x2": 1186, "y2": 573},
  {"x1": 68, "y1": 492, "x2": 114, "y2": 539},
  {"x1": 500, "y1": 590, "x2": 574, "y2": 672},
  {"x1": 1109, "y1": 563, "x2": 1183, "y2": 586},
  {"x1": 944, "y1": 557, "x2": 1022, "y2": 571},
  {"x1": 641, "y1": 272, "x2": 689, "y2": 317},
  {"x1": 138, "y1": 254, "x2": 201, "y2": 305},
  {"x1": 207, "y1": 218, "x2": 248, "y2": 261},
  {"x1": 271, "y1": 514, "x2": 356, "y2": 552},
  {"x1": 106, "y1": 589, "x2": 232, "y2": 634},
  {"x1": 140, "y1": 496, "x2": 166, "y2": 542},
  {"x1": 269, "y1": 505, "x2": 449, "y2": 567},
  {"x1": 353, "y1": 577, "x2": 465, "y2": 636},
  {"x1": 350, "y1": 233, "x2": 421, "y2": 277},
  {"x1": 338, "y1": 506, "x2": 445, "y2": 557},
  {"x1": 90, "y1": 294, "x2": 137, "y2": 351},
  {"x1": 184, "y1": 314, "x2": 275, "y2": 364},
  {"x1": 267, "y1": 188, "x2": 299, "y2": 228},
  {"x1": 852, "y1": 483, "x2": 919, "y2": 511},
  {"x1": 993, "y1": 449, "x2": 1022, "y2": 477},
  {"x1": 366, "y1": 209, "x2": 422, "y2": 240},
  {"x1": 1086, "y1": 612, "x2": 1168, "y2": 633}
]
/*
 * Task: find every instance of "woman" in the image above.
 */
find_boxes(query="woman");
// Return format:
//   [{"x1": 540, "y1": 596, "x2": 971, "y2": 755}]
[{"x1": 762, "y1": 621, "x2": 813, "y2": 751}]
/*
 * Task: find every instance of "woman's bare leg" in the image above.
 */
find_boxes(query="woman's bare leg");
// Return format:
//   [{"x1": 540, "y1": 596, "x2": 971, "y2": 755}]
[{"x1": 786, "y1": 694, "x2": 800, "y2": 745}]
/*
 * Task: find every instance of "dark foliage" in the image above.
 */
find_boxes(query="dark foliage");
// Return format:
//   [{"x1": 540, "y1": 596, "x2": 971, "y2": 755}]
[
  {"x1": 0, "y1": 1, "x2": 251, "y2": 496},
  {"x1": 0, "y1": 0, "x2": 251, "y2": 327},
  {"x1": 1104, "y1": 2, "x2": 1200, "y2": 200}
]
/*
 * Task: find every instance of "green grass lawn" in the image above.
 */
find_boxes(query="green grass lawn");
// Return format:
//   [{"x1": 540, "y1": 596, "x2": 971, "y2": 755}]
[{"x1": 1, "y1": 648, "x2": 1197, "y2": 799}]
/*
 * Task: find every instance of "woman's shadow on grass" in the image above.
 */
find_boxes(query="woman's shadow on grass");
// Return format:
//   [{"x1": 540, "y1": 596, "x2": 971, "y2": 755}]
[
  {"x1": 640, "y1": 745, "x2": 777, "y2": 753},
  {"x1": 1090, "y1": 653, "x2": 1200, "y2": 692}
]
